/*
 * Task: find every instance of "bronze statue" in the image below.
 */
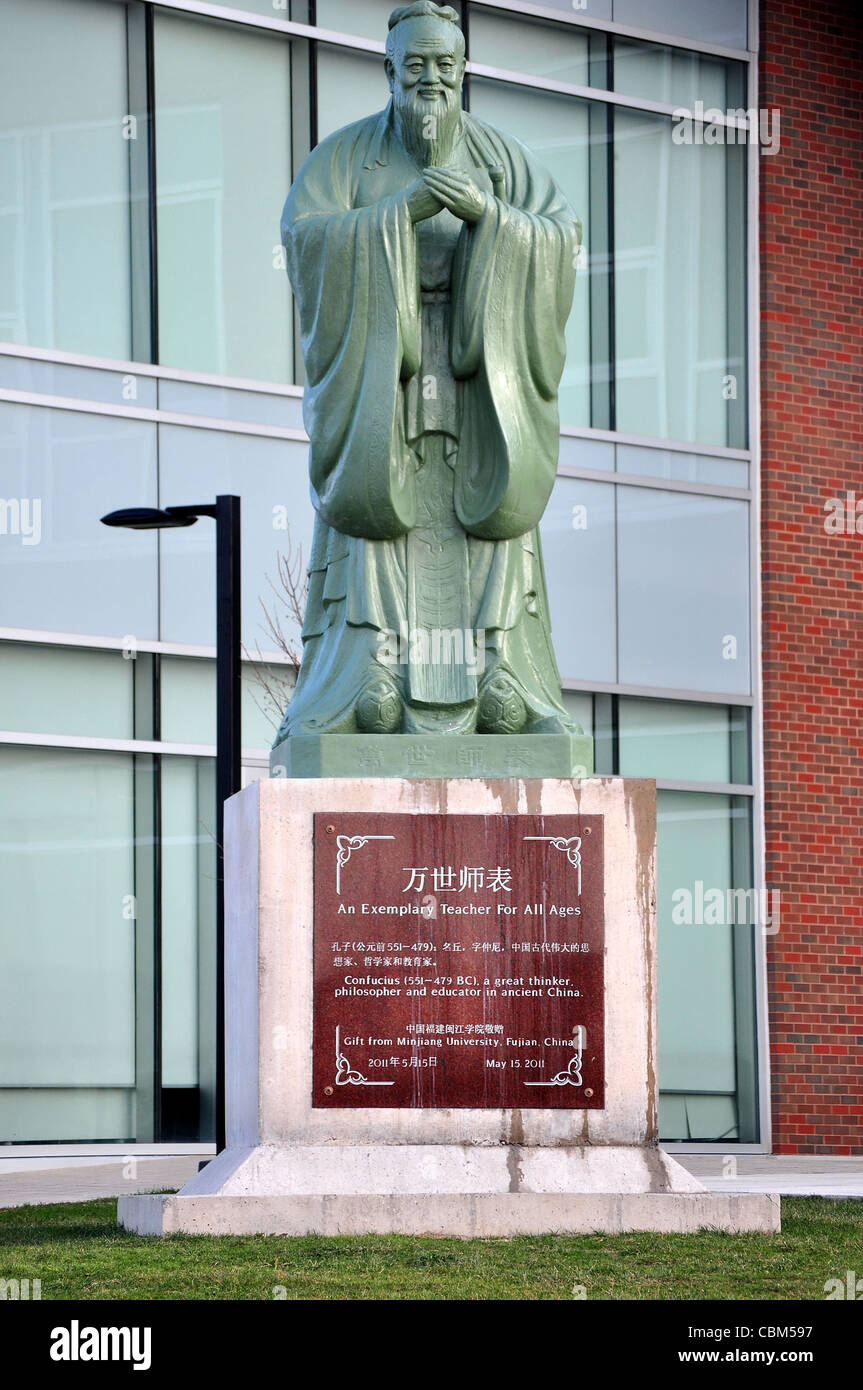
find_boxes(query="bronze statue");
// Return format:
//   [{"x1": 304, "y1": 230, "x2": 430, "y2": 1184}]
[{"x1": 274, "y1": 1, "x2": 582, "y2": 751}]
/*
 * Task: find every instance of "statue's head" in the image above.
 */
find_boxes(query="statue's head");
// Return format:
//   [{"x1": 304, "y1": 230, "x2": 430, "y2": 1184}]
[{"x1": 385, "y1": 3, "x2": 466, "y2": 165}]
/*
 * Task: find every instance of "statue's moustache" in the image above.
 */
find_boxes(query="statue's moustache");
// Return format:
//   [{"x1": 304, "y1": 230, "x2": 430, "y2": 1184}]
[{"x1": 401, "y1": 88, "x2": 459, "y2": 106}]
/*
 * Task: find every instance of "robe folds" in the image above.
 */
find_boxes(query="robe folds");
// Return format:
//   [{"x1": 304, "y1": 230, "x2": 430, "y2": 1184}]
[{"x1": 275, "y1": 102, "x2": 581, "y2": 741}]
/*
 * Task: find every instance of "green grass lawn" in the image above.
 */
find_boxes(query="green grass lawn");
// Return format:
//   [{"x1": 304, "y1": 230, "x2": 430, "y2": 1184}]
[{"x1": 0, "y1": 1197, "x2": 860, "y2": 1300}]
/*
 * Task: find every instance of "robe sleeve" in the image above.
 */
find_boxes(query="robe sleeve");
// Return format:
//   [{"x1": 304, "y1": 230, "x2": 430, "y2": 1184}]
[
  {"x1": 281, "y1": 121, "x2": 421, "y2": 541},
  {"x1": 450, "y1": 125, "x2": 579, "y2": 541}
]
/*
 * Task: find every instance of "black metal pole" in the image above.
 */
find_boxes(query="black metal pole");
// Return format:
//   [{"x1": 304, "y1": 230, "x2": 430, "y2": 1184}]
[{"x1": 215, "y1": 494, "x2": 242, "y2": 1154}]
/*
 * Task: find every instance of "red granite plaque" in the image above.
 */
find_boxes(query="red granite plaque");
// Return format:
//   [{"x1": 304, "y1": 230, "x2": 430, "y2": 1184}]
[{"x1": 312, "y1": 812, "x2": 604, "y2": 1109}]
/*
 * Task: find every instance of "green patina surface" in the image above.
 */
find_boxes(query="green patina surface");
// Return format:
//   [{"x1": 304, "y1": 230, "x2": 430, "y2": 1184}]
[
  {"x1": 270, "y1": 5, "x2": 590, "y2": 778},
  {"x1": 270, "y1": 733, "x2": 594, "y2": 780}
]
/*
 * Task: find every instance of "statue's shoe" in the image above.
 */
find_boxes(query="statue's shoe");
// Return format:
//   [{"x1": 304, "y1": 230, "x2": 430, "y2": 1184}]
[
  {"x1": 355, "y1": 675, "x2": 403, "y2": 733},
  {"x1": 526, "y1": 713, "x2": 583, "y2": 736},
  {"x1": 476, "y1": 673, "x2": 528, "y2": 735}
]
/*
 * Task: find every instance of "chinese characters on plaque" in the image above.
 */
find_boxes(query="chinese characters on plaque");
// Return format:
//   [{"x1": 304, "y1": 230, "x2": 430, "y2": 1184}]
[{"x1": 313, "y1": 813, "x2": 604, "y2": 1108}]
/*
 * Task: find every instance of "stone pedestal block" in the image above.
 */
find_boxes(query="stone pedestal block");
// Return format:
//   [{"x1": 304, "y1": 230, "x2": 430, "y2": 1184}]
[
  {"x1": 119, "y1": 777, "x2": 779, "y2": 1236},
  {"x1": 270, "y1": 732, "x2": 593, "y2": 780}
]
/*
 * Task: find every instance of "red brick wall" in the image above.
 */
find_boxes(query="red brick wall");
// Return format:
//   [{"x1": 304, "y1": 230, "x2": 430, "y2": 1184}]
[{"x1": 760, "y1": 0, "x2": 863, "y2": 1153}]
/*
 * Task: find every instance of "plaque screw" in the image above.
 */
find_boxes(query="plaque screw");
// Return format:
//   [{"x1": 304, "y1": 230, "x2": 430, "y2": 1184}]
[
  {"x1": 324, "y1": 1086, "x2": 334, "y2": 1096},
  {"x1": 584, "y1": 827, "x2": 592, "y2": 835},
  {"x1": 584, "y1": 1088, "x2": 594, "y2": 1098},
  {"x1": 326, "y1": 825, "x2": 335, "y2": 834}
]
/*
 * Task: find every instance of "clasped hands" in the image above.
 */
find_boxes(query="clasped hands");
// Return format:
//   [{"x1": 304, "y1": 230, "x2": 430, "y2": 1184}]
[{"x1": 406, "y1": 167, "x2": 493, "y2": 225}]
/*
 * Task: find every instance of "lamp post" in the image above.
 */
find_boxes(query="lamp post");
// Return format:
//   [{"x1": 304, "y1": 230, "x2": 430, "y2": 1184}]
[{"x1": 101, "y1": 496, "x2": 241, "y2": 1154}]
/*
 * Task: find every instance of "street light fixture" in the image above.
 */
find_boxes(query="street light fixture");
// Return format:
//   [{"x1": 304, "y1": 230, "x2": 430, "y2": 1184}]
[{"x1": 101, "y1": 496, "x2": 241, "y2": 1154}]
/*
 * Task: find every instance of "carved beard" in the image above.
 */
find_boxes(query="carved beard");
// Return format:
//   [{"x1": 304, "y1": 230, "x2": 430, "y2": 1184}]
[{"x1": 392, "y1": 84, "x2": 463, "y2": 168}]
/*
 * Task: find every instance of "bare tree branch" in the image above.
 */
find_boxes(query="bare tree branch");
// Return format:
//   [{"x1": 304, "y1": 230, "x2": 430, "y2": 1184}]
[{"x1": 243, "y1": 529, "x2": 308, "y2": 731}]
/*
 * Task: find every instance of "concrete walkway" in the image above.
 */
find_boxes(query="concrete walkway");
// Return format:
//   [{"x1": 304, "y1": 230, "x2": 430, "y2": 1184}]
[
  {"x1": 0, "y1": 1153, "x2": 862, "y2": 1209},
  {"x1": 677, "y1": 1154, "x2": 863, "y2": 1197},
  {"x1": 0, "y1": 1157, "x2": 202, "y2": 1209}
]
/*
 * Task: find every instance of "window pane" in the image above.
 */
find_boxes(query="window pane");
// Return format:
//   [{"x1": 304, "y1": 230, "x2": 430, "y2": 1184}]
[
  {"x1": 540, "y1": 477, "x2": 616, "y2": 684},
  {"x1": 470, "y1": 80, "x2": 594, "y2": 428},
  {"x1": 244, "y1": 660, "x2": 295, "y2": 749},
  {"x1": 161, "y1": 656, "x2": 281, "y2": 750},
  {"x1": 204, "y1": 0, "x2": 309, "y2": 16},
  {"x1": 657, "y1": 790, "x2": 757, "y2": 1142},
  {"x1": 315, "y1": 0, "x2": 394, "y2": 42},
  {"x1": 158, "y1": 427, "x2": 315, "y2": 652},
  {"x1": 617, "y1": 444, "x2": 749, "y2": 489},
  {"x1": 0, "y1": 403, "x2": 158, "y2": 640},
  {"x1": 0, "y1": 747, "x2": 138, "y2": 1141},
  {"x1": 469, "y1": 9, "x2": 590, "y2": 86},
  {"x1": 316, "y1": 46, "x2": 390, "y2": 140},
  {"x1": 617, "y1": 487, "x2": 750, "y2": 694},
  {"x1": 613, "y1": 0, "x2": 747, "y2": 51},
  {"x1": 561, "y1": 690, "x2": 593, "y2": 738},
  {"x1": 154, "y1": 12, "x2": 293, "y2": 382},
  {"x1": 161, "y1": 757, "x2": 216, "y2": 1146},
  {"x1": 560, "y1": 437, "x2": 615, "y2": 473},
  {"x1": 613, "y1": 38, "x2": 746, "y2": 108},
  {"x1": 0, "y1": 643, "x2": 134, "y2": 740},
  {"x1": 0, "y1": 356, "x2": 157, "y2": 410},
  {"x1": 614, "y1": 109, "x2": 746, "y2": 448},
  {"x1": 161, "y1": 757, "x2": 201, "y2": 1090},
  {"x1": 0, "y1": 0, "x2": 132, "y2": 358},
  {"x1": 157, "y1": 380, "x2": 304, "y2": 432},
  {"x1": 618, "y1": 696, "x2": 738, "y2": 782},
  {"x1": 493, "y1": 0, "x2": 612, "y2": 18},
  {"x1": 161, "y1": 657, "x2": 216, "y2": 746}
]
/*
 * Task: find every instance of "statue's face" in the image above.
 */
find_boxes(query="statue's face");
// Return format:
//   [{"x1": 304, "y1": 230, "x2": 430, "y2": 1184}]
[{"x1": 385, "y1": 18, "x2": 466, "y2": 106}]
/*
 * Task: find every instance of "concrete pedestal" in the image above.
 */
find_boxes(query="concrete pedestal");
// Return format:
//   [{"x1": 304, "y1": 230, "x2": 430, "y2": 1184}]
[{"x1": 119, "y1": 777, "x2": 779, "y2": 1236}]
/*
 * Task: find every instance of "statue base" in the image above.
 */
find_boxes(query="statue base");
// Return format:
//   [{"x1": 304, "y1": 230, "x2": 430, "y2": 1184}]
[
  {"x1": 118, "y1": 776, "x2": 778, "y2": 1238},
  {"x1": 122, "y1": 1179, "x2": 778, "y2": 1238},
  {"x1": 270, "y1": 732, "x2": 594, "y2": 780}
]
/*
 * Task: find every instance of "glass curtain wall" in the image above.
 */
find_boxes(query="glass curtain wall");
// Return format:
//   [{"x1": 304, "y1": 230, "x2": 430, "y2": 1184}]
[
  {"x1": 153, "y1": 11, "x2": 294, "y2": 381},
  {"x1": 0, "y1": 0, "x2": 134, "y2": 358},
  {"x1": 0, "y1": 0, "x2": 748, "y2": 439},
  {"x1": 0, "y1": 739, "x2": 216, "y2": 1144},
  {"x1": 0, "y1": 746, "x2": 142, "y2": 1142},
  {"x1": 614, "y1": 110, "x2": 746, "y2": 448},
  {"x1": 0, "y1": 0, "x2": 760, "y2": 1147},
  {"x1": 0, "y1": 0, "x2": 299, "y2": 383}
]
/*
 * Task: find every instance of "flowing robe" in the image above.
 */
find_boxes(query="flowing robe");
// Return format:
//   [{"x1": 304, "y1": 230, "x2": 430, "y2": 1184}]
[{"x1": 275, "y1": 102, "x2": 579, "y2": 741}]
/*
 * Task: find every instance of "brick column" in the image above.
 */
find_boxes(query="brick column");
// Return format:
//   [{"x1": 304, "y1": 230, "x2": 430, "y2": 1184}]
[{"x1": 760, "y1": 0, "x2": 863, "y2": 1153}]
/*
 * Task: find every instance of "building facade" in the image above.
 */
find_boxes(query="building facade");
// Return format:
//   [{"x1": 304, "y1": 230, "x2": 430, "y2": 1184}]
[
  {"x1": 0, "y1": 0, "x2": 856, "y2": 1154},
  {"x1": 760, "y1": 0, "x2": 862, "y2": 1154}
]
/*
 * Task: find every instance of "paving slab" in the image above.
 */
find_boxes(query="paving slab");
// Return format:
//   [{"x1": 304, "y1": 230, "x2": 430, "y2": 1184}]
[{"x1": 0, "y1": 1158, "x2": 201, "y2": 1209}]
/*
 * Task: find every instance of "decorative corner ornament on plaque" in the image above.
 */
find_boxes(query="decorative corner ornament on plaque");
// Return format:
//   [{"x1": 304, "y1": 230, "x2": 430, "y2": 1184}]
[
  {"x1": 523, "y1": 834, "x2": 583, "y2": 896},
  {"x1": 335, "y1": 1026, "x2": 394, "y2": 1088},
  {"x1": 524, "y1": 1026, "x2": 584, "y2": 1088},
  {"x1": 335, "y1": 834, "x2": 395, "y2": 896}
]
